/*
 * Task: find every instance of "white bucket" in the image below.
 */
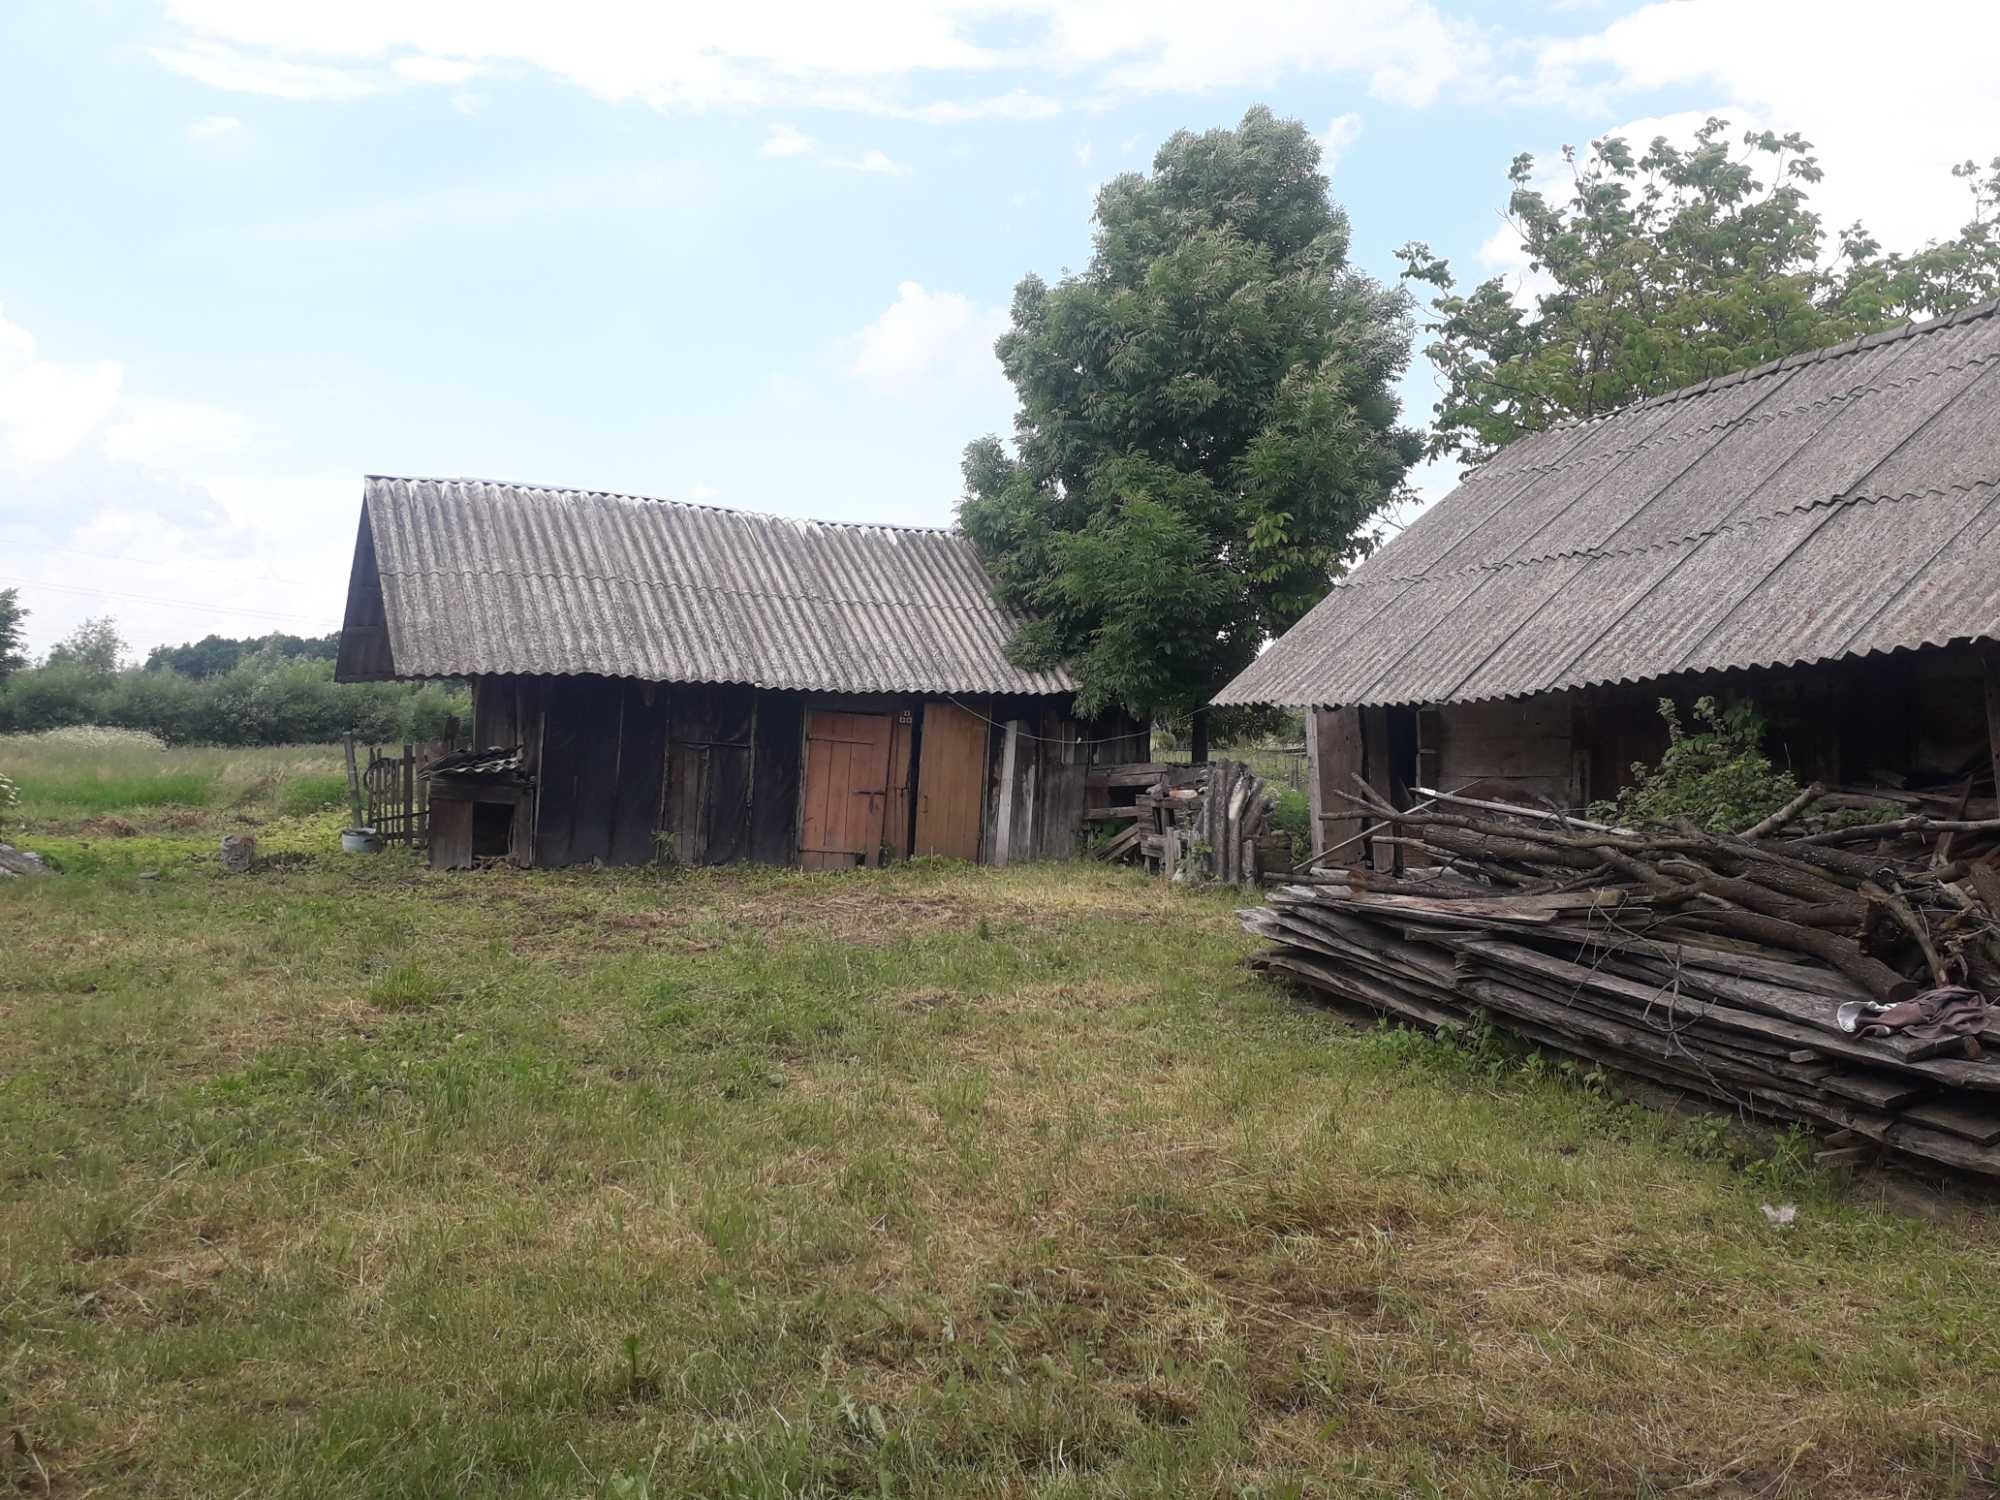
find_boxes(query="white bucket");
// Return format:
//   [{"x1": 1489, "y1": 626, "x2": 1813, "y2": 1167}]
[{"x1": 341, "y1": 827, "x2": 384, "y2": 855}]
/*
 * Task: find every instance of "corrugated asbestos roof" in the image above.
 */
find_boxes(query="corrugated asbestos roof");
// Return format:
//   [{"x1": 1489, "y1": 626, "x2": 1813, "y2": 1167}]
[
  {"x1": 1215, "y1": 297, "x2": 2000, "y2": 708},
  {"x1": 341, "y1": 476, "x2": 1075, "y2": 695}
]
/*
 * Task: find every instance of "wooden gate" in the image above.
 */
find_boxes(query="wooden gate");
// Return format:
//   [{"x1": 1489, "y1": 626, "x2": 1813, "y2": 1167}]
[
  {"x1": 913, "y1": 700, "x2": 987, "y2": 859},
  {"x1": 347, "y1": 730, "x2": 458, "y2": 847},
  {"x1": 800, "y1": 710, "x2": 893, "y2": 870}
]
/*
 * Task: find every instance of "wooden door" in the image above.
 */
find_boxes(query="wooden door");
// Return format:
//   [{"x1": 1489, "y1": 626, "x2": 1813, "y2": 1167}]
[
  {"x1": 800, "y1": 710, "x2": 894, "y2": 870},
  {"x1": 913, "y1": 701, "x2": 988, "y2": 860}
]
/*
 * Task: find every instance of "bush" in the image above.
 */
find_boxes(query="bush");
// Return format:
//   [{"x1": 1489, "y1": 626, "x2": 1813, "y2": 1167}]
[
  {"x1": 1591, "y1": 696, "x2": 1798, "y2": 833},
  {"x1": 0, "y1": 655, "x2": 468, "y2": 747}
]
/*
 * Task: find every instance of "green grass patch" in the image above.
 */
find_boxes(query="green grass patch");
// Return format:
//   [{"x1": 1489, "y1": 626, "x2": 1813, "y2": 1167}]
[
  {"x1": 1, "y1": 763, "x2": 1997, "y2": 1498},
  {"x1": 276, "y1": 771, "x2": 351, "y2": 817},
  {"x1": 14, "y1": 768, "x2": 213, "y2": 813}
]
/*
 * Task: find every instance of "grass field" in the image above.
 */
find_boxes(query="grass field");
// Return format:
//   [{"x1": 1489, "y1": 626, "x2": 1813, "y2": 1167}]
[{"x1": 3, "y1": 742, "x2": 1999, "y2": 1497}]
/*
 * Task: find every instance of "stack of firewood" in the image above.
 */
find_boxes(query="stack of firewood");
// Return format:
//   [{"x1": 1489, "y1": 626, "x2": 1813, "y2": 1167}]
[{"x1": 1242, "y1": 779, "x2": 2000, "y2": 1176}]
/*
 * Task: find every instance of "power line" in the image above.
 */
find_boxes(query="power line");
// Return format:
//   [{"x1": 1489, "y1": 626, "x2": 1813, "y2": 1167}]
[{"x1": 0, "y1": 575, "x2": 335, "y2": 626}]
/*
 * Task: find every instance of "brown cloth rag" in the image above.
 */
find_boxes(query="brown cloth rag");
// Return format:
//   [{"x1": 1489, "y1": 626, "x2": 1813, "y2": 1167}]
[{"x1": 1854, "y1": 987, "x2": 1988, "y2": 1045}]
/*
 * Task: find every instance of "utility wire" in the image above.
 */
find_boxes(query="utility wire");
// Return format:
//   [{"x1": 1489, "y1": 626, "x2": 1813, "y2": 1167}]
[{"x1": 0, "y1": 575, "x2": 333, "y2": 626}]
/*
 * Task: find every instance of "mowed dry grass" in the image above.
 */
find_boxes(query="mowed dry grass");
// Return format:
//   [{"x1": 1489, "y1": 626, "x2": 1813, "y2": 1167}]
[{"x1": 1, "y1": 839, "x2": 1998, "y2": 1498}]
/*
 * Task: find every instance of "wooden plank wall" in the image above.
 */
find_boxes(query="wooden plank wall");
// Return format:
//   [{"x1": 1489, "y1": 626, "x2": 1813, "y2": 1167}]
[
  {"x1": 665, "y1": 682, "x2": 756, "y2": 866},
  {"x1": 750, "y1": 691, "x2": 803, "y2": 865},
  {"x1": 1434, "y1": 697, "x2": 1575, "y2": 806},
  {"x1": 1307, "y1": 706, "x2": 1365, "y2": 856}
]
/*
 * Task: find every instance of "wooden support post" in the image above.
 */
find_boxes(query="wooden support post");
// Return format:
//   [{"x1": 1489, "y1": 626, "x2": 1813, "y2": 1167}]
[
  {"x1": 342, "y1": 733, "x2": 365, "y2": 831},
  {"x1": 993, "y1": 720, "x2": 1023, "y2": 867}
]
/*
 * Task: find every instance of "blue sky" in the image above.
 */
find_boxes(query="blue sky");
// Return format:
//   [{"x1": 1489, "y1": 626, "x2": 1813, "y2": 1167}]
[{"x1": 3, "y1": 0, "x2": 1994, "y2": 657}]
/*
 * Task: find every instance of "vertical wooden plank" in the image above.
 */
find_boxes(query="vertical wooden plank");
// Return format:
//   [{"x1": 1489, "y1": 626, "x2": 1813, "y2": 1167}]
[
  {"x1": 609, "y1": 680, "x2": 668, "y2": 867},
  {"x1": 1309, "y1": 707, "x2": 1365, "y2": 859},
  {"x1": 750, "y1": 691, "x2": 803, "y2": 865},
  {"x1": 885, "y1": 708, "x2": 917, "y2": 860},
  {"x1": 992, "y1": 720, "x2": 1024, "y2": 866}
]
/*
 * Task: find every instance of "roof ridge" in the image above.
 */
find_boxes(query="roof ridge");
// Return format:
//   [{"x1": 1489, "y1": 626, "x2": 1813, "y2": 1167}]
[
  {"x1": 1341, "y1": 477, "x2": 2000, "y2": 590},
  {"x1": 1538, "y1": 294, "x2": 2000, "y2": 434},
  {"x1": 364, "y1": 474, "x2": 964, "y2": 538}
]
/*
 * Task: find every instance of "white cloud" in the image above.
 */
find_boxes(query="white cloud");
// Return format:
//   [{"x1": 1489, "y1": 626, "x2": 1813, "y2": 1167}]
[
  {"x1": 0, "y1": 307, "x2": 124, "y2": 470},
  {"x1": 829, "y1": 149, "x2": 910, "y2": 177},
  {"x1": 152, "y1": 38, "x2": 393, "y2": 101},
  {"x1": 1074, "y1": 142, "x2": 1093, "y2": 167},
  {"x1": 151, "y1": 0, "x2": 1476, "y2": 117},
  {"x1": 186, "y1": 113, "x2": 242, "y2": 141},
  {"x1": 391, "y1": 53, "x2": 482, "y2": 85},
  {"x1": 849, "y1": 282, "x2": 1008, "y2": 400},
  {"x1": 1521, "y1": 1, "x2": 2000, "y2": 253},
  {"x1": 1316, "y1": 112, "x2": 1362, "y2": 173},
  {"x1": 102, "y1": 397, "x2": 251, "y2": 474},
  {"x1": 685, "y1": 483, "x2": 721, "y2": 502},
  {"x1": 0, "y1": 304, "x2": 352, "y2": 656},
  {"x1": 1041, "y1": 0, "x2": 1480, "y2": 107},
  {"x1": 759, "y1": 122, "x2": 816, "y2": 158}
]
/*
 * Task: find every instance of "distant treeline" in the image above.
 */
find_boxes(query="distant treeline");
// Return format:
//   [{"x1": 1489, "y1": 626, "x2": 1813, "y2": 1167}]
[
  {"x1": 144, "y1": 630, "x2": 341, "y2": 678},
  {"x1": 0, "y1": 630, "x2": 467, "y2": 746}
]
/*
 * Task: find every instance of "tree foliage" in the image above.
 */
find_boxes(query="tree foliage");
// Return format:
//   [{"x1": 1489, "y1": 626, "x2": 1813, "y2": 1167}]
[
  {"x1": 961, "y1": 107, "x2": 1422, "y2": 721},
  {"x1": 1593, "y1": 697, "x2": 1798, "y2": 834},
  {"x1": 0, "y1": 620, "x2": 465, "y2": 745},
  {"x1": 43, "y1": 616, "x2": 128, "y2": 677},
  {"x1": 144, "y1": 631, "x2": 340, "y2": 679},
  {"x1": 0, "y1": 588, "x2": 26, "y2": 682},
  {"x1": 1399, "y1": 121, "x2": 2000, "y2": 465}
]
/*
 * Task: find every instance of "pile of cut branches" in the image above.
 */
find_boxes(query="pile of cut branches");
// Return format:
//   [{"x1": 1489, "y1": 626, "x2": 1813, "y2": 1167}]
[{"x1": 1242, "y1": 778, "x2": 2000, "y2": 1176}]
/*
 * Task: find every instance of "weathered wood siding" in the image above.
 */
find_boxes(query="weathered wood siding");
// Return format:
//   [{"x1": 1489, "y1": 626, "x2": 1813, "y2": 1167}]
[{"x1": 462, "y1": 673, "x2": 1118, "y2": 872}]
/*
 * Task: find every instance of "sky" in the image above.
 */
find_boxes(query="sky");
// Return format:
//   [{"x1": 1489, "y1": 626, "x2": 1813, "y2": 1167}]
[{"x1": 3, "y1": 0, "x2": 1997, "y2": 660}]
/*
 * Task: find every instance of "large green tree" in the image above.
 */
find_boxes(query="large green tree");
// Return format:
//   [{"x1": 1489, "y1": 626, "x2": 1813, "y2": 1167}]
[
  {"x1": 961, "y1": 107, "x2": 1422, "y2": 735},
  {"x1": 0, "y1": 588, "x2": 26, "y2": 681},
  {"x1": 1400, "y1": 121, "x2": 2000, "y2": 465}
]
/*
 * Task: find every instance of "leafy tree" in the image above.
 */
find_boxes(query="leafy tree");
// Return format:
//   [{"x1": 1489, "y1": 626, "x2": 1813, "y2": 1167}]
[
  {"x1": 43, "y1": 616, "x2": 127, "y2": 677},
  {"x1": 0, "y1": 588, "x2": 26, "y2": 681},
  {"x1": 961, "y1": 106, "x2": 1422, "y2": 744},
  {"x1": 1399, "y1": 121, "x2": 2000, "y2": 465}
]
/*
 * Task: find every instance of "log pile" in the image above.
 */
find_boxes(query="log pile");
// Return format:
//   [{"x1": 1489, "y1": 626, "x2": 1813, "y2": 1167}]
[
  {"x1": 1088, "y1": 760, "x2": 1292, "y2": 887},
  {"x1": 1242, "y1": 779, "x2": 2000, "y2": 1176}
]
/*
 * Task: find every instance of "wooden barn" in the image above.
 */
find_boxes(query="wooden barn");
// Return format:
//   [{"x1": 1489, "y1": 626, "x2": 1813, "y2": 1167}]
[
  {"x1": 1215, "y1": 298, "x2": 2000, "y2": 856},
  {"x1": 334, "y1": 476, "x2": 1144, "y2": 869}
]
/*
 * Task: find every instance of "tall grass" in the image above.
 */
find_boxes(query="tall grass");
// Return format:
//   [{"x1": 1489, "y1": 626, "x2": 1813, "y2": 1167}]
[{"x1": 0, "y1": 729, "x2": 347, "y2": 832}]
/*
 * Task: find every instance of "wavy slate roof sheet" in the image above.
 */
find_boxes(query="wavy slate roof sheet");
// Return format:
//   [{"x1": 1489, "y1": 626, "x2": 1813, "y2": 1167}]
[
  {"x1": 337, "y1": 476, "x2": 1075, "y2": 695},
  {"x1": 1215, "y1": 298, "x2": 2000, "y2": 708}
]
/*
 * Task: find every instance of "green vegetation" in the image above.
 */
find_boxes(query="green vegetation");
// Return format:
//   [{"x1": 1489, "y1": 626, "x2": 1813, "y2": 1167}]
[
  {"x1": 0, "y1": 612, "x2": 465, "y2": 747},
  {"x1": 0, "y1": 656, "x2": 466, "y2": 746},
  {"x1": 3, "y1": 758, "x2": 1998, "y2": 1497},
  {"x1": 962, "y1": 107, "x2": 1420, "y2": 725},
  {"x1": 1402, "y1": 122, "x2": 2000, "y2": 464},
  {"x1": 1591, "y1": 696, "x2": 1800, "y2": 832},
  {"x1": 0, "y1": 729, "x2": 349, "y2": 838}
]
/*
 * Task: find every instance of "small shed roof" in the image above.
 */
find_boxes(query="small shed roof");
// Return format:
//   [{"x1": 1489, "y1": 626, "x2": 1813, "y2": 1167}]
[
  {"x1": 1216, "y1": 297, "x2": 2000, "y2": 708},
  {"x1": 336, "y1": 476, "x2": 1075, "y2": 696}
]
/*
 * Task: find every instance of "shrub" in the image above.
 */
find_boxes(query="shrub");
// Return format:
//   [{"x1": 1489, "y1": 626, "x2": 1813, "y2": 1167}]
[
  {"x1": 1592, "y1": 696, "x2": 1798, "y2": 833},
  {"x1": 0, "y1": 656, "x2": 467, "y2": 747}
]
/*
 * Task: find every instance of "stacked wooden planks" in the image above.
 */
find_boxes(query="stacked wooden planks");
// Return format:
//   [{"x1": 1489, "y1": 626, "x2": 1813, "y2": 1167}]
[
  {"x1": 1242, "y1": 780, "x2": 2000, "y2": 1176},
  {"x1": 1089, "y1": 761, "x2": 1292, "y2": 886}
]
